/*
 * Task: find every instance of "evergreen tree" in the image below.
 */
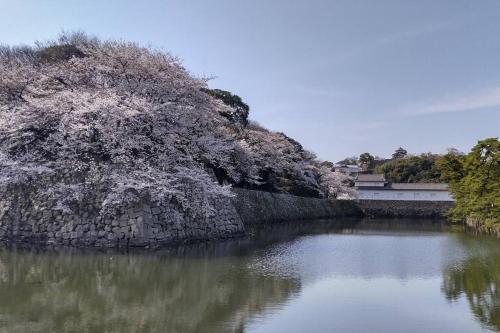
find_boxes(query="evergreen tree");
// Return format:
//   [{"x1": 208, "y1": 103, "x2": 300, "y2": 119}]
[
  {"x1": 392, "y1": 147, "x2": 408, "y2": 159},
  {"x1": 358, "y1": 152, "x2": 375, "y2": 171},
  {"x1": 439, "y1": 138, "x2": 500, "y2": 226}
]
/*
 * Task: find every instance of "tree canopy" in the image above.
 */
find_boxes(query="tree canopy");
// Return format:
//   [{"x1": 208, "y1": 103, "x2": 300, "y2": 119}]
[
  {"x1": 358, "y1": 153, "x2": 375, "y2": 171},
  {"x1": 439, "y1": 138, "x2": 500, "y2": 226},
  {"x1": 374, "y1": 153, "x2": 442, "y2": 183},
  {"x1": 392, "y1": 147, "x2": 408, "y2": 159},
  {"x1": 200, "y1": 88, "x2": 249, "y2": 125}
]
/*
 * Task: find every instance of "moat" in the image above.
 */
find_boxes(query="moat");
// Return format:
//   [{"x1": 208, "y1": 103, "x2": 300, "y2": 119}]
[{"x1": 0, "y1": 219, "x2": 499, "y2": 333}]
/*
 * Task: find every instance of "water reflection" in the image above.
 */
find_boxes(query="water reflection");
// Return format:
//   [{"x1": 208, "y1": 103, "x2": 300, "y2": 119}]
[
  {"x1": 251, "y1": 220, "x2": 461, "y2": 283},
  {"x1": 0, "y1": 249, "x2": 300, "y2": 333},
  {"x1": 442, "y1": 236, "x2": 500, "y2": 332},
  {"x1": 0, "y1": 220, "x2": 499, "y2": 333},
  {"x1": 0, "y1": 220, "x2": 358, "y2": 333}
]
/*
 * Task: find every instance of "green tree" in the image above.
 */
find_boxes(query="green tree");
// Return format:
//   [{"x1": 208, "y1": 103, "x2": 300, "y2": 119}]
[
  {"x1": 358, "y1": 152, "x2": 375, "y2": 171},
  {"x1": 440, "y1": 138, "x2": 500, "y2": 226},
  {"x1": 374, "y1": 153, "x2": 441, "y2": 183},
  {"x1": 201, "y1": 88, "x2": 249, "y2": 125},
  {"x1": 392, "y1": 147, "x2": 408, "y2": 159},
  {"x1": 436, "y1": 149, "x2": 465, "y2": 183}
]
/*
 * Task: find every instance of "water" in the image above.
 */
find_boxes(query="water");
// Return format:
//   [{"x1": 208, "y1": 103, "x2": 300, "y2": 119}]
[{"x1": 0, "y1": 219, "x2": 499, "y2": 333}]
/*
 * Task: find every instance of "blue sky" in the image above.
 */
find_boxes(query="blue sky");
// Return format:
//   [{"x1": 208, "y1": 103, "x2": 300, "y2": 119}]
[{"x1": 1, "y1": 0, "x2": 499, "y2": 161}]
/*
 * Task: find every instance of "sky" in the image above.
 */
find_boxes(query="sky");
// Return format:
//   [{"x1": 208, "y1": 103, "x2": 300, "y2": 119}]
[{"x1": 0, "y1": 0, "x2": 499, "y2": 162}]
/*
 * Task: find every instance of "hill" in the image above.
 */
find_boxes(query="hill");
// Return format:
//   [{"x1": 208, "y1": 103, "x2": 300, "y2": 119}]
[
  {"x1": 0, "y1": 33, "x2": 350, "y2": 223},
  {"x1": 373, "y1": 154, "x2": 442, "y2": 183}
]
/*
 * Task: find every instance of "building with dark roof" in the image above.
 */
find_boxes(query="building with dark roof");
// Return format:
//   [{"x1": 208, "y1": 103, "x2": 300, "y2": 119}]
[
  {"x1": 355, "y1": 174, "x2": 453, "y2": 201},
  {"x1": 333, "y1": 164, "x2": 363, "y2": 175}
]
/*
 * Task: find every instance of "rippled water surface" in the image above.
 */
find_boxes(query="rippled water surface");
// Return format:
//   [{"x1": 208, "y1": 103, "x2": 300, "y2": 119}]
[{"x1": 1, "y1": 219, "x2": 500, "y2": 333}]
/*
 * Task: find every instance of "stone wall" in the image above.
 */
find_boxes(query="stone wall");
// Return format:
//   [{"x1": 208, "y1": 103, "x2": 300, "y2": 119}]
[
  {"x1": 0, "y1": 186, "x2": 362, "y2": 248},
  {"x1": 0, "y1": 183, "x2": 244, "y2": 248},
  {"x1": 231, "y1": 188, "x2": 363, "y2": 225},
  {"x1": 1, "y1": 185, "x2": 457, "y2": 248},
  {"x1": 357, "y1": 200, "x2": 454, "y2": 219}
]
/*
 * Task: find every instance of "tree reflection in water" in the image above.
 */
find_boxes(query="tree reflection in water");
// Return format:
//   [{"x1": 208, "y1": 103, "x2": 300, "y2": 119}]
[
  {"x1": 0, "y1": 221, "x2": 356, "y2": 333},
  {"x1": 4, "y1": 220, "x2": 497, "y2": 333},
  {"x1": 0, "y1": 246, "x2": 300, "y2": 333},
  {"x1": 442, "y1": 236, "x2": 500, "y2": 332}
]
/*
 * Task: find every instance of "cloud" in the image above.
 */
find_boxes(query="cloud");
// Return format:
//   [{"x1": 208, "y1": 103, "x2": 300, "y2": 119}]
[
  {"x1": 376, "y1": 20, "x2": 457, "y2": 45},
  {"x1": 403, "y1": 87, "x2": 500, "y2": 115}
]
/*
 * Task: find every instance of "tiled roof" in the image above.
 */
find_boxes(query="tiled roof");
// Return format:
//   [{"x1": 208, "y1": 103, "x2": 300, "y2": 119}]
[
  {"x1": 356, "y1": 174, "x2": 386, "y2": 182},
  {"x1": 335, "y1": 164, "x2": 360, "y2": 168},
  {"x1": 389, "y1": 183, "x2": 448, "y2": 191}
]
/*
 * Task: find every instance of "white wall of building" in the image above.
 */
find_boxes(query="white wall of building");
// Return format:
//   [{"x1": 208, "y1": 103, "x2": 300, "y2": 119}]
[
  {"x1": 354, "y1": 181, "x2": 386, "y2": 187},
  {"x1": 357, "y1": 190, "x2": 454, "y2": 201}
]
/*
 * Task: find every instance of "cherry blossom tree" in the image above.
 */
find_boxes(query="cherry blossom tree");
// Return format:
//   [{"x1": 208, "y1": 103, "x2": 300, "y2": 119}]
[{"x1": 0, "y1": 33, "x2": 352, "y2": 220}]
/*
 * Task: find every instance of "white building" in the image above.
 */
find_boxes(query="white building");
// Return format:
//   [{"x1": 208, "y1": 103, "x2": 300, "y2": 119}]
[
  {"x1": 355, "y1": 174, "x2": 454, "y2": 201},
  {"x1": 333, "y1": 164, "x2": 362, "y2": 175}
]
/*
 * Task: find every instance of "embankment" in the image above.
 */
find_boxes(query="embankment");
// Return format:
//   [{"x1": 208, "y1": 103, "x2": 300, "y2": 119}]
[
  {"x1": 231, "y1": 188, "x2": 362, "y2": 225},
  {"x1": 357, "y1": 200, "x2": 454, "y2": 219},
  {"x1": 0, "y1": 188, "x2": 362, "y2": 248}
]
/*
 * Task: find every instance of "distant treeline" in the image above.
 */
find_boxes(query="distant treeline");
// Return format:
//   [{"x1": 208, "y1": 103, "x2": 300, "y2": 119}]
[
  {"x1": 338, "y1": 147, "x2": 444, "y2": 183},
  {"x1": 339, "y1": 138, "x2": 500, "y2": 226}
]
